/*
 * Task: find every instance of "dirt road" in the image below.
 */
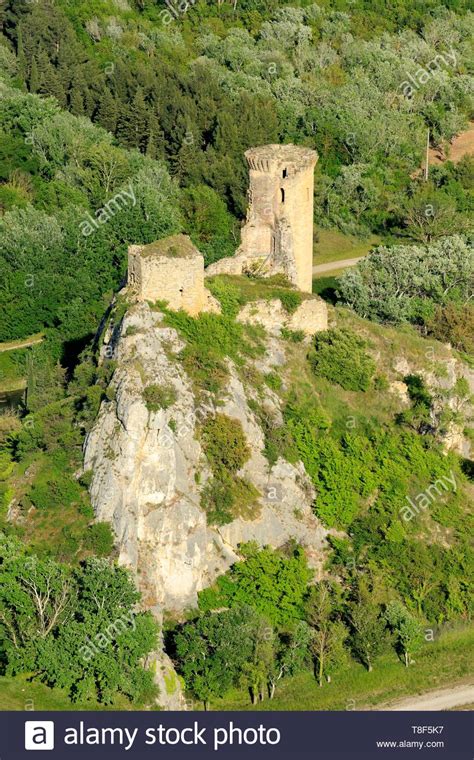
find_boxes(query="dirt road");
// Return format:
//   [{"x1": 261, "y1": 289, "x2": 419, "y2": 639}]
[
  {"x1": 312, "y1": 256, "x2": 365, "y2": 275},
  {"x1": 382, "y1": 683, "x2": 474, "y2": 711},
  {"x1": 429, "y1": 122, "x2": 474, "y2": 165},
  {"x1": 0, "y1": 334, "x2": 44, "y2": 353}
]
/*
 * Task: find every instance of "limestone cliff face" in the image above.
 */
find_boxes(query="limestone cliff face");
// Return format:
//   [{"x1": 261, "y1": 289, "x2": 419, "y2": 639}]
[{"x1": 84, "y1": 302, "x2": 328, "y2": 614}]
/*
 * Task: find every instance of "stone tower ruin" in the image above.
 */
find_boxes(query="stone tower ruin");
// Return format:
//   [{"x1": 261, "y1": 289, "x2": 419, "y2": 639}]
[
  {"x1": 241, "y1": 145, "x2": 318, "y2": 292},
  {"x1": 206, "y1": 144, "x2": 318, "y2": 293},
  {"x1": 128, "y1": 234, "x2": 210, "y2": 316}
]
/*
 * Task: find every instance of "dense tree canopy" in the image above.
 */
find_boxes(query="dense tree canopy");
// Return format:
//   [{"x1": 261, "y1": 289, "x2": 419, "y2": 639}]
[
  {"x1": 338, "y1": 236, "x2": 473, "y2": 325},
  {"x1": 0, "y1": 536, "x2": 158, "y2": 704}
]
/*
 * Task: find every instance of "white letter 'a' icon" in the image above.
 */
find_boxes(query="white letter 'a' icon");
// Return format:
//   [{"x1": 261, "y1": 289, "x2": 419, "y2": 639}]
[{"x1": 25, "y1": 721, "x2": 55, "y2": 750}]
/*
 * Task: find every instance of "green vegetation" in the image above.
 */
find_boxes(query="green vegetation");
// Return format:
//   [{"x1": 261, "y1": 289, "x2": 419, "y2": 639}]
[
  {"x1": 427, "y1": 303, "x2": 474, "y2": 355},
  {"x1": 171, "y1": 537, "x2": 473, "y2": 707},
  {"x1": 199, "y1": 414, "x2": 259, "y2": 525},
  {"x1": 163, "y1": 306, "x2": 264, "y2": 395},
  {"x1": 143, "y1": 383, "x2": 177, "y2": 412},
  {"x1": 385, "y1": 601, "x2": 424, "y2": 668},
  {"x1": 200, "y1": 414, "x2": 250, "y2": 475},
  {"x1": 83, "y1": 522, "x2": 115, "y2": 557},
  {"x1": 207, "y1": 274, "x2": 305, "y2": 316},
  {"x1": 211, "y1": 627, "x2": 474, "y2": 710},
  {"x1": 198, "y1": 543, "x2": 311, "y2": 627},
  {"x1": 278, "y1": 290, "x2": 302, "y2": 314},
  {"x1": 0, "y1": 673, "x2": 140, "y2": 711},
  {"x1": 310, "y1": 328, "x2": 376, "y2": 391},
  {"x1": 2, "y1": 0, "x2": 472, "y2": 242},
  {"x1": 0, "y1": 535, "x2": 158, "y2": 705},
  {"x1": 200, "y1": 475, "x2": 259, "y2": 527},
  {"x1": 338, "y1": 236, "x2": 473, "y2": 328},
  {"x1": 280, "y1": 328, "x2": 305, "y2": 343}
]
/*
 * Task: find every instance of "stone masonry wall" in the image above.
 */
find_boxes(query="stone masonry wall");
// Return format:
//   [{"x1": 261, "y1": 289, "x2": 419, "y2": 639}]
[{"x1": 128, "y1": 235, "x2": 208, "y2": 316}]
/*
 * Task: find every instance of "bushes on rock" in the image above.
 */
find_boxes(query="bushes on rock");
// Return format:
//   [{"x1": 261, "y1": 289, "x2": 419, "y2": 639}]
[
  {"x1": 143, "y1": 383, "x2": 177, "y2": 412},
  {"x1": 201, "y1": 472, "x2": 259, "y2": 525},
  {"x1": 200, "y1": 414, "x2": 259, "y2": 525},
  {"x1": 84, "y1": 522, "x2": 115, "y2": 557},
  {"x1": 201, "y1": 414, "x2": 250, "y2": 474}
]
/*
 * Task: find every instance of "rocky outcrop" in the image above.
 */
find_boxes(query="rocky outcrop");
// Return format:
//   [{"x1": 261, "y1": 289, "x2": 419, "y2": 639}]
[
  {"x1": 392, "y1": 354, "x2": 474, "y2": 458},
  {"x1": 237, "y1": 297, "x2": 327, "y2": 337},
  {"x1": 84, "y1": 302, "x2": 329, "y2": 616}
]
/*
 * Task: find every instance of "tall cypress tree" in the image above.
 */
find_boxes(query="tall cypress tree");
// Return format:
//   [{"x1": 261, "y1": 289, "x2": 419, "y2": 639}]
[
  {"x1": 29, "y1": 55, "x2": 39, "y2": 93},
  {"x1": 16, "y1": 25, "x2": 28, "y2": 86},
  {"x1": 145, "y1": 111, "x2": 163, "y2": 159},
  {"x1": 37, "y1": 51, "x2": 66, "y2": 107},
  {"x1": 96, "y1": 88, "x2": 119, "y2": 134},
  {"x1": 132, "y1": 87, "x2": 149, "y2": 152}
]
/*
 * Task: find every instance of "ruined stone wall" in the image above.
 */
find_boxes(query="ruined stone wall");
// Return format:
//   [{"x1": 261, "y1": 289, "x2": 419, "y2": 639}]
[{"x1": 128, "y1": 236, "x2": 207, "y2": 316}]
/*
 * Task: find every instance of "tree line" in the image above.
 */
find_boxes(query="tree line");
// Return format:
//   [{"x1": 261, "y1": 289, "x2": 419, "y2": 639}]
[{"x1": 169, "y1": 543, "x2": 431, "y2": 708}]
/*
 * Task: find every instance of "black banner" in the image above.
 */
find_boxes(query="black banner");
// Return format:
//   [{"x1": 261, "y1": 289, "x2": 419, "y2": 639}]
[{"x1": 1, "y1": 710, "x2": 472, "y2": 759}]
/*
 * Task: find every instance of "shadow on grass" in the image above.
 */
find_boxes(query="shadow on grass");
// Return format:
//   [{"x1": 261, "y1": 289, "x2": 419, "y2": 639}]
[{"x1": 312, "y1": 276, "x2": 340, "y2": 305}]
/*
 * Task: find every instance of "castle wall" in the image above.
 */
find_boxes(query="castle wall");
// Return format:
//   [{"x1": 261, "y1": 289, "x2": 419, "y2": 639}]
[{"x1": 127, "y1": 238, "x2": 207, "y2": 316}]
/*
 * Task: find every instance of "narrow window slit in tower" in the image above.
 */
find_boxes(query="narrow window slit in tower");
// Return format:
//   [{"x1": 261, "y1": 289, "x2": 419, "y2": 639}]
[
  {"x1": 282, "y1": 168, "x2": 288, "y2": 178},
  {"x1": 280, "y1": 188, "x2": 285, "y2": 203}
]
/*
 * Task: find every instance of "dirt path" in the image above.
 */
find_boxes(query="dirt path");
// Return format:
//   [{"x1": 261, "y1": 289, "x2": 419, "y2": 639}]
[
  {"x1": 429, "y1": 122, "x2": 474, "y2": 165},
  {"x1": 312, "y1": 256, "x2": 365, "y2": 275},
  {"x1": 0, "y1": 333, "x2": 44, "y2": 353},
  {"x1": 381, "y1": 683, "x2": 474, "y2": 711}
]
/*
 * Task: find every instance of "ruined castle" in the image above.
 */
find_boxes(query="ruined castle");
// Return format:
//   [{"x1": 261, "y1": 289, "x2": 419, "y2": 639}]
[
  {"x1": 238, "y1": 144, "x2": 317, "y2": 291},
  {"x1": 128, "y1": 144, "x2": 318, "y2": 312}
]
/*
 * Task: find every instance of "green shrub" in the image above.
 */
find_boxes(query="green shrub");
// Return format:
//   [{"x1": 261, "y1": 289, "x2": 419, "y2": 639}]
[
  {"x1": 78, "y1": 470, "x2": 93, "y2": 489},
  {"x1": 164, "y1": 309, "x2": 263, "y2": 394},
  {"x1": 338, "y1": 237, "x2": 473, "y2": 325},
  {"x1": 264, "y1": 372, "x2": 282, "y2": 392},
  {"x1": 84, "y1": 522, "x2": 115, "y2": 556},
  {"x1": 201, "y1": 472, "x2": 259, "y2": 525},
  {"x1": 310, "y1": 328, "x2": 375, "y2": 391},
  {"x1": 374, "y1": 374, "x2": 389, "y2": 391},
  {"x1": 426, "y1": 303, "x2": 474, "y2": 355},
  {"x1": 404, "y1": 375, "x2": 432, "y2": 411},
  {"x1": 206, "y1": 277, "x2": 242, "y2": 318},
  {"x1": 281, "y1": 327, "x2": 305, "y2": 343},
  {"x1": 278, "y1": 290, "x2": 302, "y2": 314},
  {"x1": 143, "y1": 383, "x2": 177, "y2": 412},
  {"x1": 200, "y1": 414, "x2": 258, "y2": 525},
  {"x1": 29, "y1": 464, "x2": 82, "y2": 512},
  {"x1": 198, "y1": 543, "x2": 312, "y2": 627},
  {"x1": 200, "y1": 414, "x2": 250, "y2": 474},
  {"x1": 104, "y1": 385, "x2": 116, "y2": 401}
]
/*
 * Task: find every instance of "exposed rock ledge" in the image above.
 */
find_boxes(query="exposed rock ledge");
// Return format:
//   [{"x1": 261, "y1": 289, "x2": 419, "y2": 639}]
[
  {"x1": 237, "y1": 298, "x2": 327, "y2": 336},
  {"x1": 84, "y1": 302, "x2": 329, "y2": 616}
]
